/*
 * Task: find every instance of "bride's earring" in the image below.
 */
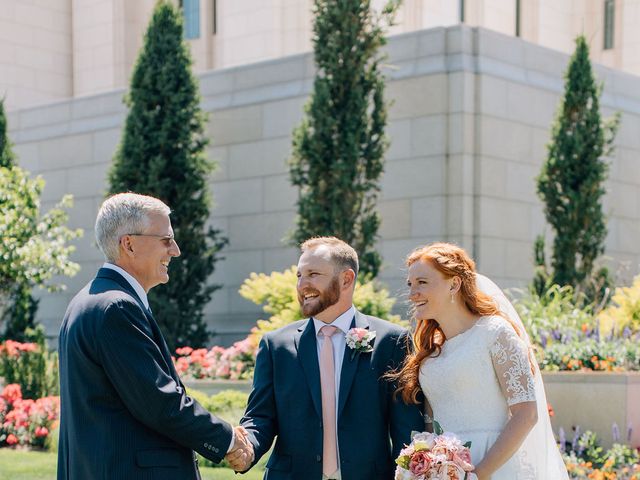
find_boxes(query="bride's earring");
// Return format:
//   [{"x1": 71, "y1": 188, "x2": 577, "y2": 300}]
[{"x1": 450, "y1": 292, "x2": 455, "y2": 304}]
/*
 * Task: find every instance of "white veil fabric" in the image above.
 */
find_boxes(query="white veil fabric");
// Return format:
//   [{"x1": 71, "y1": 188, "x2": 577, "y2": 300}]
[{"x1": 475, "y1": 274, "x2": 569, "y2": 479}]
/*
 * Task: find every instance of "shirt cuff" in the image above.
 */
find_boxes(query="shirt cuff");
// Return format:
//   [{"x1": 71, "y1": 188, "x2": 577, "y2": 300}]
[{"x1": 226, "y1": 428, "x2": 235, "y2": 454}]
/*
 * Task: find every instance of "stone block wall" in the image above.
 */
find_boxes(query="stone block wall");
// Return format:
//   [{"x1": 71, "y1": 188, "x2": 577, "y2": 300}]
[{"x1": 7, "y1": 26, "x2": 640, "y2": 344}]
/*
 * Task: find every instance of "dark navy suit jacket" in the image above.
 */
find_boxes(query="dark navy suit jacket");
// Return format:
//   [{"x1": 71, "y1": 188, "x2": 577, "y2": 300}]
[
  {"x1": 240, "y1": 311, "x2": 424, "y2": 479},
  {"x1": 57, "y1": 268, "x2": 233, "y2": 480}
]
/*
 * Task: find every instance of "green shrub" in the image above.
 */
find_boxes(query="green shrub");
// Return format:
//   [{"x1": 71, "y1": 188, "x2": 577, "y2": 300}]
[
  {"x1": 562, "y1": 429, "x2": 640, "y2": 477},
  {"x1": 187, "y1": 388, "x2": 248, "y2": 416},
  {"x1": 513, "y1": 284, "x2": 596, "y2": 345},
  {"x1": 239, "y1": 266, "x2": 404, "y2": 342},
  {"x1": 44, "y1": 424, "x2": 59, "y2": 454},
  {"x1": 187, "y1": 389, "x2": 249, "y2": 468},
  {"x1": 0, "y1": 326, "x2": 58, "y2": 399},
  {"x1": 598, "y1": 274, "x2": 640, "y2": 335}
]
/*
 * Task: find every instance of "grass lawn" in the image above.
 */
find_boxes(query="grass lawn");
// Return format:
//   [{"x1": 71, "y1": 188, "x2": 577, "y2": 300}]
[{"x1": 0, "y1": 449, "x2": 265, "y2": 480}]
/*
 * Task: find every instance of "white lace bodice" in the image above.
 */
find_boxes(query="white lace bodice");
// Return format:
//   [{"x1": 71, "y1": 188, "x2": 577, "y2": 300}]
[{"x1": 419, "y1": 315, "x2": 536, "y2": 436}]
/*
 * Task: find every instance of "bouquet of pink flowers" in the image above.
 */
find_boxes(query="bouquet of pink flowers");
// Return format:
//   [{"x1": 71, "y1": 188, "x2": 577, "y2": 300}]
[{"x1": 395, "y1": 422, "x2": 474, "y2": 480}]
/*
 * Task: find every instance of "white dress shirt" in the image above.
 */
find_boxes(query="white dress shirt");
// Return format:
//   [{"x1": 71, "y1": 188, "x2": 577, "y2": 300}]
[
  {"x1": 312, "y1": 305, "x2": 355, "y2": 480},
  {"x1": 102, "y1": 263, "x2": 150, "y2": 310}
]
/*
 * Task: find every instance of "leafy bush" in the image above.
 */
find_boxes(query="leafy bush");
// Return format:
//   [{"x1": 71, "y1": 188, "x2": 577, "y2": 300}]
[
  {"x1": 514, "y1": 284, "x2": 596, "y2": 345},
  {"x1": 539, "y1": 338, "x2": 640, "y2": 372},
  {"x1": 0, "y1": 384, "x2": 59, "y2": 449},
  {"x1": 186, "y1": 389, "x2": 248, "y2": 418},
  {"x1": 0, "y1": 328, "x2": 59, "y2": 399},
  {"x1": 599, "y1": 274, "x2": 640, "y2": 336},
  {"x1": 513, "y1": 285, "x2": 640, "y2": 371},
  {"x1": 187, "y1": 389, "x2": 249, "y2": 469},
  {"x1": 239, "y1": 266, "x2": 404, "y2": 342},
  {"x1": 561, "y1": 428, "x2": 640, "y2": 479},
  {"x1": 0, "y1": 166, "x2": 81, "y2": 339}
]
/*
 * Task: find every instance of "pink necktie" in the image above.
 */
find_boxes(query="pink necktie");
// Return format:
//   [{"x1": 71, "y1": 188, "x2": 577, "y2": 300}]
[{"x1": 320, "y1": 325, "x2": 339, "y2": 477}]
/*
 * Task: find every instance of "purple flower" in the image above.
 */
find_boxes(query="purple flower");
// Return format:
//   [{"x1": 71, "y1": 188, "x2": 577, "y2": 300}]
[
  {"x1": 623, "y1": 327, "x2": 632, "y2": 339},
  {"x1": 559, "y1": 427, "x2": 566, "y2": 452},
  {"x1": 572, "y1": 426, "x2": 581, "y2": 452},
  {"x1": 551, "y1": 329, "x2": 562, "y2": 342},
  {"x1": 612, "y1": 423, "x2": 620, "y2": 443},
  {"x1": 540, "y1": 333, "x2": 548, "y2": 348}
]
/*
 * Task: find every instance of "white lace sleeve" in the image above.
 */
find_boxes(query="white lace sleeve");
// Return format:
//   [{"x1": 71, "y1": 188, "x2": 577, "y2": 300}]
[{"x1": 489, "y1": 320, "x2": 536, "y2": 406}]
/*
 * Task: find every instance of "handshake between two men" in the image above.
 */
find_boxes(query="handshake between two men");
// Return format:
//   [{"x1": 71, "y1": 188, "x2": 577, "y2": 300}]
[{"x1": 226, "y1": 425, "x2": 255, "y2": 472}]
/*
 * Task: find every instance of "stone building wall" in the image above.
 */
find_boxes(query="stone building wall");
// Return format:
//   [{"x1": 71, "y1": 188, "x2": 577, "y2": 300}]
[{"x1": 8, "y1": 26, "x2": 640, "y2": 344}]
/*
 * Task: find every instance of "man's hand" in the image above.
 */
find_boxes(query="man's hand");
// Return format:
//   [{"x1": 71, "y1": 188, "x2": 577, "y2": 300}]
[{"x1": 225, "y1": 426, "x2": 254, "y2": 472}]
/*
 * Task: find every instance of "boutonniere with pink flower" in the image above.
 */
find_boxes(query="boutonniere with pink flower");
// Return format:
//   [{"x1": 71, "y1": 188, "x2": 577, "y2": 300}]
[{"x1": 345, "y1": 328, "x2": 376, "y2": 360}]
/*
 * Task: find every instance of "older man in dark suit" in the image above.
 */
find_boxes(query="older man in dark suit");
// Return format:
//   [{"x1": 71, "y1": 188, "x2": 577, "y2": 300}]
[
  {"x1": 232, "y1": 237, "x2": 424, "y2": 479},
  {"x1": 57, "y1": 192, "x2": 253, "y2": 480}
]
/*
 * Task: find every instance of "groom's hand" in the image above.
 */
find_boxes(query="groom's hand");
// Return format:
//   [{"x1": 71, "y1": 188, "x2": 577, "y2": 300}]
[{"x1": 226, "y1": 426, "x2": 254, "y2": 472}]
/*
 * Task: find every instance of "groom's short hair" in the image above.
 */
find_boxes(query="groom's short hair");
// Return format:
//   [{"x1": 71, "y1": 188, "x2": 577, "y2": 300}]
[{"x1": 300, "y1": 236, "x2": 359, "y2": 277}]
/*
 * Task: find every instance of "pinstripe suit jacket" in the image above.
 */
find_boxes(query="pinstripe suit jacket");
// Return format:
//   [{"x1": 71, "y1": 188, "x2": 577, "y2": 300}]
[{"x1": 57, "y1": 268, "x2": 233, "y2": 480}]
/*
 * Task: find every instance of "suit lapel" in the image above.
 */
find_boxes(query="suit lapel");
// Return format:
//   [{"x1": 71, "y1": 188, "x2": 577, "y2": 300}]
[
  {"x1": 295, "y1": 319, "x2": 323, "y2": 419},
  {"x1": 96, "y1": 268, "x2": 180, "y2": 382},
  {"x1": 338, "y1": 311, "x2": 370, "y2": 419},
  {"x1": 144, "y1": 309, "x2": 182, "y2": 381}
]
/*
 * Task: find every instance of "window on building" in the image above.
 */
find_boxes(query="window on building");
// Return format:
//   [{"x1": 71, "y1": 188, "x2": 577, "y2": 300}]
[
  {"x1": 515, "y1": 0, "x2": 521, "y2": 37},
  {"x1": 604, "y1": 0, "x2": 614, "y2": 49},
  {"x1": 459, "y1": 0, "x2": 465, "y2": 23},
  {"x1": 212, "y1": 0, "x2": 217, "y2": 35},
  {"x1": 182, "y1": 0, "x2": 200, "y2": 39}
]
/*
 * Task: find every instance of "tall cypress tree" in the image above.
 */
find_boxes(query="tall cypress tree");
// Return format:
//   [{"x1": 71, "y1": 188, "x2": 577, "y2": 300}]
[
  {"x1": 289, "y1": 0, "x2": 398, "y2": 278},
  {"x1": 537, "y1": 36, "x2": 619, "y2": 292},
  {"x1": 109, "y1": 1, "x2": 226, "y2": 349}
]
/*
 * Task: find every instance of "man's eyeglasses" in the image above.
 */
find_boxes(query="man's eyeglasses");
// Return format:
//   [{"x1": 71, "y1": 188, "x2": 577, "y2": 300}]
[{"x1": 125, "y1": 233, "x2": 176, "y2": 246}]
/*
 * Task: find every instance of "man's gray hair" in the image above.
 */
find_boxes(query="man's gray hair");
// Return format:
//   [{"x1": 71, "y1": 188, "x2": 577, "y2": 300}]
[{"x1": 95, "y1": 193, "x2": 171, "y2": 262}]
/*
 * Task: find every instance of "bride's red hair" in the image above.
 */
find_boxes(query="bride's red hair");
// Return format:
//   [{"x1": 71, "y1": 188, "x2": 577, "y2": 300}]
[{"x1": 392, "y1": 242, "x2": 525, "y2": 405}]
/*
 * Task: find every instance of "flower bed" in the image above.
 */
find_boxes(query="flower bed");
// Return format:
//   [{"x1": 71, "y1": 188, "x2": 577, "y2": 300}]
[
  {"x1": 173, "y1": 338, "x2": 257, "y2": 381},
  {"x1": 561, "y1": 429, "x2": 640, "y2": 479},
  {"x1": 0, "y1": 384, "x2": 59, "y2": 448}
]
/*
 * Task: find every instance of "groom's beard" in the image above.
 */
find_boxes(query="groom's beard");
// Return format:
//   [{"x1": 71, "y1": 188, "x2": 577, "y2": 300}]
[{"x1": 299, "y1": 275, "x2": 341, "y2": 318}]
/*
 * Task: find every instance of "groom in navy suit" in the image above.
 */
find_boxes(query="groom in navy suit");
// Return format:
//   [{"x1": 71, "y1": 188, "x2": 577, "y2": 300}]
[
  {"x1": 233, "y1": 237, "x2": 424, "y2": 479},
  {"x1": 57, "y1": 193, "x2": 253, "y2": 480}
]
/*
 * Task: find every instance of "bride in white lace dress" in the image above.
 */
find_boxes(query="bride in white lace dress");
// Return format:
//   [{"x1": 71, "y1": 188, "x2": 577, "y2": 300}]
[{"x1": 393, "y1": 243, "x2": 568, "y2": 480}]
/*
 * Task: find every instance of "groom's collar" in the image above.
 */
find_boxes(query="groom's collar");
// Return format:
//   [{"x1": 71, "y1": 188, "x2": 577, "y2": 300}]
[{"x1": 312, "y1": 305, "x2": 356, "y2": 336}]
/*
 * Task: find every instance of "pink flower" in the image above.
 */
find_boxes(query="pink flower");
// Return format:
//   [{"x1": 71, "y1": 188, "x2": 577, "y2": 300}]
[
  {"x1": 452, "y1": 448, "x2": 473, "y2": 471},
  {"x1": 409, "y1": 450, "x2": 433, "y2": 475},
  {"x1": 1, "y1": 384, "x2": 22, "y2": 405},
  {"x1": 175, "y1": 346, "x2": 193, "y2": 356},
  {"x1": 6, "y1": 433, "x2": 18, "y2": 445},
  {"x1": 35, "y1": 426, "x2": 49, "y2": 437}
]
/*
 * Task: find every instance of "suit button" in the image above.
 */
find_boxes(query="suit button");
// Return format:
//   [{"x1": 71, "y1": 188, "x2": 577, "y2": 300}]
[
  {"x1": 316, "y1": 454, "x2": 321, "y2": 462},
  {"x1": 204, "y1": 443, "x2": 208, "y2": 448}
]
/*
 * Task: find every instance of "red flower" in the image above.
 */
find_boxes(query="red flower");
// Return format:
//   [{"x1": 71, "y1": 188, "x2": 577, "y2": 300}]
[
  {"x1": 6, "y1": 434, "x2": 18, "y2": 445},
  {"x1": 35, "y1": 426, "x2": 49, "y2": 438}
]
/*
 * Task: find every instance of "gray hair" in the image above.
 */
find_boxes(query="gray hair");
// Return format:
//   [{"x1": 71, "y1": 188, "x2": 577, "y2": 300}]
[{"x1": 95, "y1": 193, "x2": 171, "y2": 262}]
